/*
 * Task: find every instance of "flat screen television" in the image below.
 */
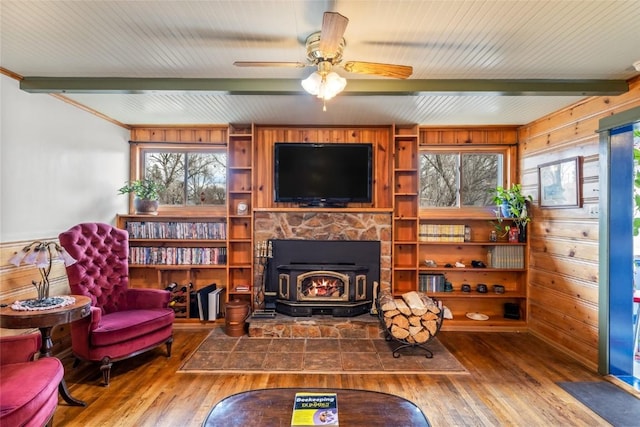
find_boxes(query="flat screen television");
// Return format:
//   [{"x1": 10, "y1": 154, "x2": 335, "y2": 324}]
[{"x1": 274, "y1": 143, "x2": 373, "y2": 206}]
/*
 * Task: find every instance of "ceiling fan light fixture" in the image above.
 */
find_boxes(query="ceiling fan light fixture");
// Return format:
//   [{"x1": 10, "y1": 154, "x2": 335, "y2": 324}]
[{"x1": 301, "y1": 71, "x2": 346, "y2": 101}]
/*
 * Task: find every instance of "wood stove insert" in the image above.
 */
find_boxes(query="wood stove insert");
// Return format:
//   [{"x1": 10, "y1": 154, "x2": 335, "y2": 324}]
[{"x1": 264, "y1": 240, "x2": 380, "y2": 317}]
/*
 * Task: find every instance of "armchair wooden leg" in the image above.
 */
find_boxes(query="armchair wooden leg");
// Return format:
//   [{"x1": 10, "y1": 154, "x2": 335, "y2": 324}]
[
  {"x1": 100, "y1": 357, "x2": 112, "y2": 386},
  {"x1": 165, "y1": 336, "x2": 173, "y2": 357}
]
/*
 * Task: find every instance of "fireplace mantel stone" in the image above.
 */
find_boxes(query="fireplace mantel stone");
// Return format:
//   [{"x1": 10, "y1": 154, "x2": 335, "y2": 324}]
[{"x1": 254, "y1": 211, "x2": 392, "y2": 290}]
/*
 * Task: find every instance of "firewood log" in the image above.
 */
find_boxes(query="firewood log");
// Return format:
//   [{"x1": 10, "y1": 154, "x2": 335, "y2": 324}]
[
  {"x1": 385, "y1": 317, "x2": 393, "y2": 328},
  {"x1": 409, "y1": 325, "x2": 423, "y2": 336},
  {"x1": 408, "y1": 315, "x2": 422, "y2": 327},
  {"x1": 392, "y1": 314, "x2": 409, "y2": 329},
  {"x1": 402, "y1": 291, "x2": 426, "y2": 310},
  {"x1": 410, "y1": 307, "x2": 428, "y2": 316},
  {"x1": 379, "y1": 291, "x2": 397, "y2": 312},
  {"x1": 413, "y1": 329, "x2": 431, "y2": 343},
  {"x1": 391, "y1": 325, "x2": 410, "y2": 339},
  {"x1": 383, "y1": 309, "x2": 400, "y2": 318},
  {"x1": 424, "y1": 319, "x2": 439, "y2": 336},
  {"x1": 394, "y1": 299, "x2": 411, "y2": 316},
  {"x1": 418, "y1": 294, "x2": 441, "y2": 313},
  {"x1": 421, "y1": 312, "x2": 438, "y2": 321}
]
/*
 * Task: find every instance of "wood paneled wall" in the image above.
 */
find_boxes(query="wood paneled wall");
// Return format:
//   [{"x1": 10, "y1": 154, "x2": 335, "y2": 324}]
[
  {"x1": 518, "y1": 76, "x2": 640, "y2": 370},
  {"x1": 254, "y1": 126, "x2": 393, "y2": 209},
  {"x1": 0, "y1": 240, "x2": 72, "y2": 352}
]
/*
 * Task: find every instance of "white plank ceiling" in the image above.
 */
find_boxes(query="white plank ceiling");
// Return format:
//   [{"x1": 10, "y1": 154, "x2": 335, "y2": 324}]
[{"x1": 1, "y1": 0, "x2": 639, "y2": 126}]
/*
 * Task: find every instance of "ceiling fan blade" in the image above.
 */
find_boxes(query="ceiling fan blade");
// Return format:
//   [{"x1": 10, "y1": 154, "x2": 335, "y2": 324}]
[
  {"x1": 319, "y1": 12, "x2": 349, "y2": 54},
  {"x1": 233, "y1": 61, "x2": 307, "y2": 68},
  {"x1": 343, "y1": 61, "x2": 413, "y2": 79}
]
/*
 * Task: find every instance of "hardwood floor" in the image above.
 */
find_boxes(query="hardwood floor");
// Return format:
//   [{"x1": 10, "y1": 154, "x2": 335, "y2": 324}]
[{"x1": 54, "y1": 326, "x2": 620, "y2": 426}]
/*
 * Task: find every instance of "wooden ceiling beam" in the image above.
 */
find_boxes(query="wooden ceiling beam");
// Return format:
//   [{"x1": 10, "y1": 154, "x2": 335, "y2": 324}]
[{"x1": 20, "y1": 77, "x2": 628, "y2": 96}]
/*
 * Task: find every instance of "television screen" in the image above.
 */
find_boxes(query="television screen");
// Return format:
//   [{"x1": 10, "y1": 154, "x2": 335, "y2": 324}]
[{"x1": 274, "y1": 143, "x2": 373, "y2": 206}]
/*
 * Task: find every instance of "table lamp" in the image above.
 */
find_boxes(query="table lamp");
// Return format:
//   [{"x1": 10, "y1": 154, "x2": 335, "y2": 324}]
[{"x1": 8, "y1": 240, "x2": 77, "y2": 300}]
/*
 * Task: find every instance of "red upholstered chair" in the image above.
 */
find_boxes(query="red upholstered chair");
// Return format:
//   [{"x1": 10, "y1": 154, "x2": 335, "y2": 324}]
[
  {"x1": 0, "y1": 333, "x2": 63, "y2": 427},
  {"x1": 58, "y1": 222, "x2": 174, "y2": 386}
]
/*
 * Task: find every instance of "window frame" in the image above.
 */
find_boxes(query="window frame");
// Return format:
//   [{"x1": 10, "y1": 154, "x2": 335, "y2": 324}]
[
  {"x1": 418, "y1": 145, "x2": 516, "y2": 217},
  {"x1": 128, "y1": 141, "x2": 228, "y2": 215}
]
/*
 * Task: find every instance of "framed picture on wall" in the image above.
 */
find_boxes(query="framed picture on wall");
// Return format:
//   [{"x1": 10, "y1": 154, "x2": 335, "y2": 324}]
[{"x1": 538, "y1": 156, "x2": 582, "y2": 208}]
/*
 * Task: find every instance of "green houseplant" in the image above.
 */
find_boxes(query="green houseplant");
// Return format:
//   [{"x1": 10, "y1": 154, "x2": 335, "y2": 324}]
[
  {"x1": 118, "y1": 179, "x2": 163, "y2": 215},
  {"x1": 492, "y1": 183, "x2": 533, "y2": 240}
]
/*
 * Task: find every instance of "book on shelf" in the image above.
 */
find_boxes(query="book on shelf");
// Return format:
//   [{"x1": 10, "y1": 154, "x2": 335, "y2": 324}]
[
  {"x1": 418, "y1": 224, "x2": 465, "y2": 242},
  {"x1": 489, "y1": 246, "x2": 524, "y2": 269},
  {"x1": 207, "y1": 287, "x2": 224, "y2": 321},
  {"x1": 291, "y1": 392, "x2": 339, "y2": 426},
  {"x1": 129, "y1": 246, "x2": 226, "y2": 265},
  {"x1": 196, "y1": 283, "x2": 218, "y2": 321},
  {"x1": 125, "y1": 220, "x2": 226, "y2": 240},
  {"x1": 234, "y1": 284, "x2": 250, "y2": 292}
]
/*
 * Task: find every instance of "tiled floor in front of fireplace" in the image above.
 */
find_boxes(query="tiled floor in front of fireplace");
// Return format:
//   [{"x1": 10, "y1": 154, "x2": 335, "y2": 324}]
[{"x1": 178, "y1": 326, "x2": 467, "y2": 374}]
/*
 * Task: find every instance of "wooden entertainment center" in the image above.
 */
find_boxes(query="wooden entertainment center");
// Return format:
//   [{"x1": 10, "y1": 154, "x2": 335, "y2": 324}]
[{"x1": 124, "y1": 123, "x2": 523, "y2": 331}]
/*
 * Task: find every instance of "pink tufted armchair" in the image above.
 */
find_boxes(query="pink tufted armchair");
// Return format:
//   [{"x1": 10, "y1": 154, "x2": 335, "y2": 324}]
[
  {"x1": 58, "y1": 222, "x2": 174, "y2": 386},
  {"x1": 0, "y1": 333, "x2": 63, "y2": 427}
]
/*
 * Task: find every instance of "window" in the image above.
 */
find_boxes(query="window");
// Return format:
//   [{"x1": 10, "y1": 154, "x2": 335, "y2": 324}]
[
  {"x1": 419, "y1": 150, "x2": 504, "y2": 208},
  {"x1": 142, "y1": 149, "x2": 227, "y2": 206}
]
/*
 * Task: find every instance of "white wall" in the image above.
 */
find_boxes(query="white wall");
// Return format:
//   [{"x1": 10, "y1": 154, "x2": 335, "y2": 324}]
[{"x1": 0, "y1": 74, "x2": 129, "y2": 242}]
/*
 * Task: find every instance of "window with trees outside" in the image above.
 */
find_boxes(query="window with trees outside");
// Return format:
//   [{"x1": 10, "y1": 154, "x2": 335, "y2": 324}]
[
  {"x1": 419, "y1": 149, "x2": 505, "y2": 208},
  {"x1": 142, "y1": 148, "x2": 227, "y2": 207}
]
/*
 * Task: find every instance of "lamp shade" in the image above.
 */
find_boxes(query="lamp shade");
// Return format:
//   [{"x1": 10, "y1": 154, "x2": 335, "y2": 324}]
[{"x1": 302, "y1": 71, "x2": 346, "y2": 100}]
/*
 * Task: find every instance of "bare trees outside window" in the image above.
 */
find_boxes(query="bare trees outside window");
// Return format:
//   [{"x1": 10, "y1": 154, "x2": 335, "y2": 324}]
[
  {"x1": 419, "y1": 151, "x2": 503, "y2": 208},
  {"x1": 143, "y1": 150, "x2": 227, "y2": 206}
]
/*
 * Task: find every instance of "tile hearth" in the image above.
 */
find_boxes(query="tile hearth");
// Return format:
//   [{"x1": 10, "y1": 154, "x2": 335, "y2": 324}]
[{"x1": 247, "y1": 313, "x2": 384, "y2": 339}]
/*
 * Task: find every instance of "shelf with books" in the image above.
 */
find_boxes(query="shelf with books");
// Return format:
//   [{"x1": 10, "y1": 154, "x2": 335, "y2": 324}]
[
  {"x1": 415, "y1": 217, "x2": 529, "y2": 331},
  {"x1": 117, "y1": 214, "x2": 230, "y2": 323}
]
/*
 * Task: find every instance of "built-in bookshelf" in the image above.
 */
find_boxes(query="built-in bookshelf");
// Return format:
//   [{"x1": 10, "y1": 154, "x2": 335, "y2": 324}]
[
  {"x1": 116, "y1": 214, "x2": 228, "y2": 321},
  {"x1": 227, "y1": 123, "x2": 254, "y2": 307},
  {"x1": 391, "y1": 124, "x2": 528, "y2": 332}
]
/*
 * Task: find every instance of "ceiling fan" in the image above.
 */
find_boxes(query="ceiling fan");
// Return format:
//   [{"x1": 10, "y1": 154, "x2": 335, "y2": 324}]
[{"x1": 233, "y1": 12, "x2": 413, "y2": 105}]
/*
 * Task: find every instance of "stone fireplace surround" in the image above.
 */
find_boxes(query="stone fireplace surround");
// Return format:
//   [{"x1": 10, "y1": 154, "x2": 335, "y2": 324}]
[{"x1": 254, "y1": 211, "x2": 392, "y2": 316}]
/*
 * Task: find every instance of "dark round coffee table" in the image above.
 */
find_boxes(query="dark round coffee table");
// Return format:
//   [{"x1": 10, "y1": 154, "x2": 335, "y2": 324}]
[{"x1": 203, "y1": 387, "x2": 430, "y2": 426}]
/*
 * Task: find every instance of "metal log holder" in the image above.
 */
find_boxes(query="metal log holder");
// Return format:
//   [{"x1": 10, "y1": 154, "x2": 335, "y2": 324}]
[{"x1": 376, "y1": 296, "x2": 444, "y2": 358}]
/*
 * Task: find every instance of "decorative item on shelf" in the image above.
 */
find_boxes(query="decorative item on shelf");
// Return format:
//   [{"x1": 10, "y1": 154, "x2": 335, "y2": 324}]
[
  {"x1": 8, "y1": 240, "x2": 77, "y2": 305},
  {"x1": 236, "y1": 200, "x2": 249, "y2": 215},
  {"x1": 504, "y1": 303, "x2": 521, "y2": 319},
  {"x1": 471, "y1": 260, "x2": 486, "y2": 268},
  {"x1": 466, "y1": 312, "x2": 489, "y2": 321},
  {"x1": 444, "y1": 281, "x2": 453, "y2": 292},
  {"x1": 491, "y1": 183, "x2": 533, "y2": 243},
  {"x1": 476, "y1": 284, "x2": 488, "y2": 293},
  {"x1": 493, "y1": 284, "x2": 505, "y2": 294},
  {"x1": 464, "y1": 225, "x2": 471, "y2": 242},
  {"x1": 118, "y1": 179, "x2": 164, "y2": 215},
  {"x1": 461, "y1": 284, "x2": 471, "y2": 293}
]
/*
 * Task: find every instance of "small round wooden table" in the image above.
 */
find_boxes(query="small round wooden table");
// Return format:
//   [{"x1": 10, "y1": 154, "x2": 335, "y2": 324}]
[
  {"x1": 0, "y1": 295, "x2": 92, "y2": 406},
  {"x1": 203, "y1": 388, "x2": 431, "y2": 426}
]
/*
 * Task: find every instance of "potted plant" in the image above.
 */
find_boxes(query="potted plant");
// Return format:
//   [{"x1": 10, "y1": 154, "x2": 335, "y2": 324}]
[
  {"x1": 492, "y1": 183, "x2": 533, "y2": 241},
  {"x1": 118, "y1": 179, "x2": 163, "y2": 215}
]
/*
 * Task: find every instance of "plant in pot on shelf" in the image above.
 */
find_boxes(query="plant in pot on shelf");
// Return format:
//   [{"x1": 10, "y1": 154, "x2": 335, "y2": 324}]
[
  {"x1": 118, "y1": 179, "x2": 163, "y2": 215},
  {"x1": 491, "y1": 183, "x2": 533, "y2": 242}
]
